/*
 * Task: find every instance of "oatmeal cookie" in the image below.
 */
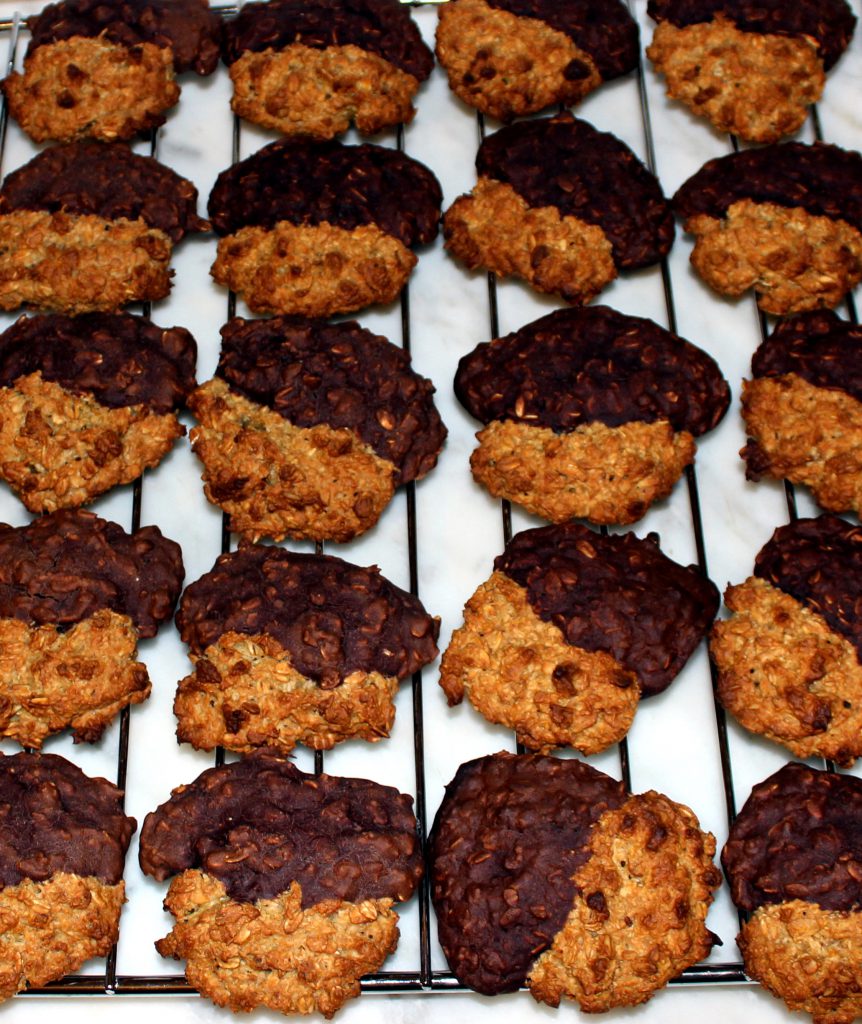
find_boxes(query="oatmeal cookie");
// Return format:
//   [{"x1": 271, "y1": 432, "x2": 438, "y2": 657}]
[
  {"x1": 207, "y1": 137, "x2": 441, "y2": 317},
  {"x1": 0, "y1": 311, "x2": 196, "y2": 512},
  {"x1": 430, "y1": 751, "x2": 720, "y2": 1007},
  {"x1": 0, "y1": 751, "x2": 135, "y2": 1000},
  {"x1": 455, "y1": 304, "x2": 729, "y2": 524},
  {"x1": 0, "y1": 508, "x2": 183, "y2": 747},
  {"x1": 435, "y1": 0, "x2": 637, "y2": 121},
  {"x1": 674, "y1": 142, "x2": 862, "y2": 314},
  {"x1": 443, "y1": 113, "x2": 674, "y2": 304},
  {"x1": 2, "y1": 0, "x2": 220, "y2": 143},
  {"x1": 222, "y1": 0, "x2": 432, "y2": 138},
  {"x1": 439, "y1": 522, "x2": 719, "y2": 753},
  {"x1": 139, "y1": 750, "x2": 422, "y2": 1018},
  {"x1": 0, "y1": 140, "x2": 207, "y2": 312},
  {"x1": 722, "y1": 761, "x2": 862, "y2": 1024},
  {"x1": 173, "y1": 544, "x2": 439, "y2": 754}
]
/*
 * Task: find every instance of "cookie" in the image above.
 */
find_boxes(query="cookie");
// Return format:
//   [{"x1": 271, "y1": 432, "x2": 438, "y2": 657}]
[
  {"x1": 740, "y1": 310, "x2": 862, "y2": 513},
  {"x1": 139, "y1": 749, "x2": 423, "y2": 1018},
  {"x1": 443, "y1": 112, "x2": 674, "y2": 304},
  {"x1": 647, "y1": 0, "x2": 856, "y2": 143},
  {"x1": 0, "y1": 311, "x2": 197, "y2": 512},
  {"x1": 0, "y1": 509, "x2": 183, "y2": 748},
  {"x1": 0, "y1": 140, "x2": 208, "y2": 313},
  {"x1": 173, "y1": 543, "x2": 439, "y2": 754},
  {"x1": 711, "y1": 514, "x2": 862, "y2": 766},
  {"x1": 0, "y1": 750, "x2": 136, "y2": 1000},
  {"x1": 222, "y1": 0, "x2": 433, "y2": 139},
  {"x1": 430, "y1": 751, "x2": 720, "y2": 1009},
  {"x1": 207, "y1": 137, "x2": 441, "y2": 317},
  {"x1": 435, "y1": 0, "x2": 638, "y2": 121},
  {"x1": 1, "y1": 0, "x2": 221, "y2": 143},
  {"x1": 454, "y1": 304, "x2": 729, "y2": 524},
  {"x1": 722, "y1": 762, "x2": 862, "y2": 1024},
  {"x1": 439, "y1": 521, "x2": 719, "y2": 753},
  {"x1": 673, "y1": 142, "x2": 862, "y2": 314},
  {"x1": 187, "y1": 315, "x2": 446, "y2": 543}
]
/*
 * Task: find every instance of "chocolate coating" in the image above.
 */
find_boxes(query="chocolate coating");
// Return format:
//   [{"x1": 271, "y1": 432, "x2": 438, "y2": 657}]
[
  {"x1": 0, "y1": 141, "x2": 209, "y2": 243},
  {"x1": 475, "y1": 113, "x2": 674, "y2": 270},
  {"x1": 222, "y1": 0, "x2": 433, "y2": 80},
  {"x1": 176, "y1": 545, "x2": 439, "y2": 688},
  {"x1": 496, "y1": 522, "x2": 719, "y2": 697},
  {"x1": 673, "y1": 142, "x2": 862, "y2": 236},
  {"x1": 139, "y1": 749, "x2": 423, "y2": 906},
  {"x1": 751, "y1": 309, "x2": 862, "y2": 404},
  {"x1": 486, "y1": 0, "x2": 638, "y2": 79},
  {"x1": 0, "y1": 312, "x2": 197, "y2": 414},
  {"x1": 647, "y1": 0, "x2": 856, "y2": 71},
  {"x1": 429, "y1": 751, "x2": 627, "y2": 995},
  {"x1": 455, "y1": 305, "x2": 729, "y2": 436},
  {"x1": 0, "y1": 509, "x2": 184, "y2": 638},
  {"x1": 215, "y1": 316, "x2": 446, "y2": 484},
  {"x1": 207, "y1": 137, "x2": 442, "y2": 247},
  {"x1": 722, "y1": 761, "x2": 862, "y2": 912},
  {"x1": 26, "y1": 0, "x2": 222, "y2": 74},
  {"x1": 0, "y1": 751, "x2": 135, "y2": 889},
  {"x1": 753, "y1": 515, "x2": 862, "y2": 664}
]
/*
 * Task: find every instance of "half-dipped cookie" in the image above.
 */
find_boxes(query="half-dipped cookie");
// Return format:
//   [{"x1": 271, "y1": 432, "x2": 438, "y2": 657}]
[
  {"x1": 430, "y1": 751, "x2": 721, "y2": 1010},
  {"x1": 207, "y1": 138, "x2": 441, "y2": 317},
  {"x1": 0, "y1": 140, "x2": 208, "y2": 313},
  {"x1": 439, "y1": 522, "x2": 719, "y2": 754},
  {"x1": 673, "y1": 142, "x2": 862, "y2": 314},
  {"x1": 711, "y1": 514, "x2": 862, "y2": 766},
  {"x1": 2, "y1": 0, "x2": 221, "y2": 143},
  {"x1": 0, "y1": 311, "x2": 197, "y2": 512},
  {"x1": 443, "y1": 113, "x2": 674, "y2": 305},
  {"x1": 435, "y1": 0, "x2": 638, "y2": 121},
  {"x1": 173, "y1": 544, "x2": 439, "y2": 754},
  {"x1": 222, "y1": 0, "x2": 433, "y2": 139},
  {"x1": 723, "y1": 762, "x2": 862, "y2": 1024},
  {"x1": 139, "y1": 749, "x2": 423, "y2": 1018},
  {"x1": 647, "y1": 0, "x2": 856, "y2": 143},
  {"x1": 0, "y1": 509, "x2": 183, "y2": 748},
  {"x1": 454, "y1": 305, "x2": 730, "y2": 525},
  {"x1": 188, "y1": 315, "x2": 446, "y2": 542},
  {"x1": 0, "y1": 751, "x2": 135, "y2": 1000},
  {"x1": 741, "y1": 310, "x2": 862, "y2": 514}
]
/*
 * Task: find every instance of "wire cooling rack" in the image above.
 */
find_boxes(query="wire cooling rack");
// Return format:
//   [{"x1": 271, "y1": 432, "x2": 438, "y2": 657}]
[{"x1": 0, "y1": 1, "x2": 861, "y2": 1019}]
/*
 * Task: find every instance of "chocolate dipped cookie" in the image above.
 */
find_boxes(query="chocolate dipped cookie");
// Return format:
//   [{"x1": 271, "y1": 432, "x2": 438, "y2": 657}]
[
  {"x1": 711, "y1": 514, "x2": 862, "y2": 766},
  {"x1": 173, "y1": 544, "x2": 439, "y2": 754},
  {"x1": 0, "y1": 751, "x2": 136, "y2": 1000},
  {"x1": 222, "y1": 0, "x2": 433, "y2": 139},
  {"x1": 454, "y1": 304, "x2": 730, "y2": 525},
  {"x1": 2, "y1": 0, "x2": 221, "y2": 143},
  {"x1": 435, "y1": 0, "x2": 638, "y2": 121},
  {"x1": 647, "y1": 0, "x2": 856, "y2": 143},
  {"x1": 207, "y1": 138, "x2": 441, "y2": 317},
  {"x1": 723, "y1": 762, "x2": 862, "y2": 1024},
  {"x1": 0, "y1": 140, "x2": 208, "y2": 313},
  {"x1": 430, "y1": 751, "x2": 720, "y2": 1010},
  {"x1": 439, "y1": 522, "x2": 719, "y2": 754},
  {"x1": 443, "y1": 112, "x2": 674, "y2": 305},
  {"x1": 188, "y1": 315, "x2": 446, "y2": 543},
  {"x1": 673, "y1": 142, "x2": 862, "y2": 314},
  {"x1": 740, "y1": 310, "x2": 862, "y2": 513},
  {"x1": 0, "y1": 509, "x2": 183, "y2": 748},
  {"x1": 139, "y1": 749, "x2": 423, "y2": 1018},
  {"x1": 0, "y1": 311, "x2": 197, "y2": 512}
]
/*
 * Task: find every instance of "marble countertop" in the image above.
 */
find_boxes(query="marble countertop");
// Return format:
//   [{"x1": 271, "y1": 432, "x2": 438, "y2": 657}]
[{"x1": 0, "y1": 1, "x2": 861, "y2": 1022}]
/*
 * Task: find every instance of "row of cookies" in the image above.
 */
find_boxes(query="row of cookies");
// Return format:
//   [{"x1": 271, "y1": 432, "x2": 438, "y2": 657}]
[{"x1": 2, "y1": 0, "x2": 856, "y2": 146}]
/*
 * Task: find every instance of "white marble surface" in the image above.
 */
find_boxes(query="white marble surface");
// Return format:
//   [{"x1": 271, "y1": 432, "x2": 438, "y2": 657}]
[{"x1": 0, "y1": 1, "x2": 861, "y2": 1022}]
